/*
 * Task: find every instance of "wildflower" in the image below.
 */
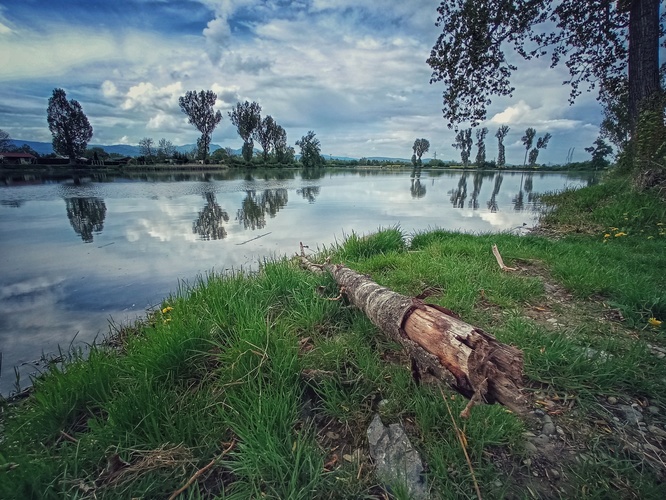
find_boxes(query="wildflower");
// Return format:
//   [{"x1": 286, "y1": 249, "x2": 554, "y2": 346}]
[
  {"x1": 610, "y1": 227, "x2": 619, "y2": 231},
  {"x1": 161, "y1": 306, "x2": 174, "y2": 314},
  {"x1": 614, "y1": 232, "x2": 627, "y2": 237},
  {"x1": 604, "y1": 233, "x2": 610, "y2": 238},
  {"x1": 648, "y1": 317, "x2": 662, "y2": 328},
  {"x1": 657, "y1": 222, "x2": 664, "y2": 226}
]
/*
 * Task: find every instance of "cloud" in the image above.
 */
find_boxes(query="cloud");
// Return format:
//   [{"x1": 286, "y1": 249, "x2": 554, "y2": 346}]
[
  {"x1": 489, "y1": 100, "x2": 582, "y2": 130},
  {"x1": 121, "y1": 81, "x2": 184, "y2": 111}
]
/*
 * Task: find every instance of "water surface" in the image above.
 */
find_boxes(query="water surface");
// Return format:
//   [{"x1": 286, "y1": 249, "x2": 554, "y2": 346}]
[{"x1": 0, "y1": 167, "x2": 595, "y2": 394}]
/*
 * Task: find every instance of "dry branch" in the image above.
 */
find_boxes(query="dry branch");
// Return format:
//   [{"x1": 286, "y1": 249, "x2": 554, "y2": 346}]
[{"x1": 299, "y1": 255, "x2": 526, "y2": 413}]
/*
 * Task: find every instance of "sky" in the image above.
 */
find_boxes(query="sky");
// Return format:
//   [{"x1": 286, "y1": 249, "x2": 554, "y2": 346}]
[{"x1": 0, "y1": 0, "x2": 609, "y2": 164}]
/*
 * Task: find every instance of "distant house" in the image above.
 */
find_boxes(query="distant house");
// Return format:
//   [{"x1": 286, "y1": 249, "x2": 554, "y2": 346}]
[{"x1": 0, "y1": 152, "x2": 37, "y2": 165}]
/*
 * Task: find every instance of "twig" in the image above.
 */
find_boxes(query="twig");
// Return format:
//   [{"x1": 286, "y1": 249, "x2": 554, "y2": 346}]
[
  {"x1": 60, "y1": 430, "x2": 78, "y2": 443},
  {"x1": 460, "y1": 378, "x2": 488, "y2": 419},
  {"x1": 442, "y1": 388, "x2": 482, "y2": 500},
  {"x1": 167, "y1": 440, "x2": 235, "y2": 500},
  {"x1": 236, "y1": 232, "x2": 271, "y2": 245},
  {"x1": 492, "y1": 244, "x2": 517, "y2": 271}
]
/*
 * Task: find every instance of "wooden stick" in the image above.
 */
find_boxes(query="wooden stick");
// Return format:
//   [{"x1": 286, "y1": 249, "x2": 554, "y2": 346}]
[
  {"x1": 492, "y1": 244, "x2": 516, "y2": 271},
  {"x1": 167, "y1": 440, "x2": 235, "y2": 500}
]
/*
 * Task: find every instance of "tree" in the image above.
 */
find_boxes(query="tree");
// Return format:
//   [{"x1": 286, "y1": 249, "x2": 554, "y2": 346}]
[
  {"x1": 427, "y1": 0, "x2": 661, "y2": 132},
  {"x1": 272, "y1": 124, "x2": 289, "y2": 163},
  {"x1": 0, "y1": 129, "x2": 11, "y2": 151},
  {"x1": 179, "y1": 90, "x2": 223, "y2": 162},
  {"x1": 138, "y1": 137, "x2": 155, "y2": 162},
  {"x1": 495, "y1": 125, "x2": 510, "y2": 168},
  {"x1": 253, "y1": 115, "x2": 279, "y2": 161},
  {"x1": 452, "y1": 128, "x2": 473, "y2": 167},
  {"x1": 412, "y1": 138, "x2": 430, "y2": 165},
  {"x1": 528, "y1": 132, "x2": 552, "y2": 166},
  {"x1": 157, "y1": 138, "x2": 176, "y2": 162},
  {"x1": 521, "y1": 128, "x2": 536, "y2": 166},
  {"x1": 47, "y1": 88, "x2": 93, "y2": 163},
  {"x1": 585, "y1": 137, "x2": 614, "y2": 170},
  {"x1": 229, "y1": 101, "x2": 262, "y2": 162},
  {"x1": 475, "y1": 127, "x2": 488, "y2": 167},
  {"x1": 296, "y1": 131, "x2": 323, "y2": 168}
]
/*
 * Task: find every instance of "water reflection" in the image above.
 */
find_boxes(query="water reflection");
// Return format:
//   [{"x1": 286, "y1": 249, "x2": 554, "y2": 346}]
[
  {"x1": 192, "y1": 192, "x2": 230, "y2": 240},
  {"x1": 297, "y1": 186, "x2": 320, "y2": 203},
  {"x1": 450, "y1": 172, "x2": 468, "y2": 208},
  {"x1": 65, "y1": 197, "x2": 107, "y2": 243},
  {"x1": 487, "y1": 173, "x2": 503, "y2": 213},
  {"x1": 236, "y1": 189, "x2": 289, "y2": 230},
  {"x1": 410, "y1": 168, "x2": 426, "y2": 198}
]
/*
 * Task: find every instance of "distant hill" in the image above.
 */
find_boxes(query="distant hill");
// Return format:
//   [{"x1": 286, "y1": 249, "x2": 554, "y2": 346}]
[
  {"x1": 8, "y1": 140, "x2": 226, "y2": 157},
  {"x1": 7, "y1": 139, "x2": 436, "y2": 163}
]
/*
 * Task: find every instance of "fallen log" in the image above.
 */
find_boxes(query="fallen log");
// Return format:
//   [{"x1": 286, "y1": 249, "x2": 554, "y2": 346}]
[{"x1": 299, "y1": 252, "x2": 526, "y2": 413}]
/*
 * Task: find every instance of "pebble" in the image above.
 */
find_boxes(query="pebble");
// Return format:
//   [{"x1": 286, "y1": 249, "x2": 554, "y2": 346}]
[
  {"x1": 524, "y1": 442, "x2": 538, "y2": 455},
  {"x1": 550, "y1": 469, "x2": 561, "y2": 480},
  {"x1": 523, "y1": 458, "x2": 532, "y2": 467},
  {"x1": 607, "y1": 396, "x2": 618, "y2": 405},
  {"x1": 648, "y1": 425, "x2": 666, "y2": 438},
  {"x1": 556, "y1": 426, "x2": 565, "y2": 437},
  {"x1": 542, "y1": 422, "x2": 556, "y2": 436},
  {"x1": 530, "y1": 434, "x2": 550, "y2": 447},
  {"x1": 619, "y1": 404, "x2": 644, "y2": 424}
]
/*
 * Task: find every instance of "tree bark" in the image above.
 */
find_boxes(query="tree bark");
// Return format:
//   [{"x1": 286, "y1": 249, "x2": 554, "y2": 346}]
[
  {"x1": 303, "y1": 259, "x2": 526, "y2": 413},
  {"x1": 627, "y1": 0, "x2": 661, "y2": 131}
]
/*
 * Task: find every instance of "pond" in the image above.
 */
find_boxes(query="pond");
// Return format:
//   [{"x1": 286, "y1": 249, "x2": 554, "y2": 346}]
[{"x1": 0, "y1": 167, "x2": 596, "y2": 395}]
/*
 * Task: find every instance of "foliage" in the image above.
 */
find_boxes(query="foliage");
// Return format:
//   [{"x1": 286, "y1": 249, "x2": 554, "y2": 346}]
[
  {"x1": 521, "y1": 127, "x2": 536, "y2": 166},
  {"x1": 427, "y1": 0, "x2": 661, "y2": 129},
  {"x1": 412, "y1": 138, "x2": 430, "y2": 166},
  {"x1": 229, "y1": 101, "x2": 262, "y2": 162},
  {"x1": 585, "y1": 137, "x2": 614, "y2": 170},
  {"x1": 474, "y1": 127, "x2": 488, "y2": 167},
  {"x1": 495, "y1": 125, "x2": 510, "y2": 167},
  {"x1": 138, "y1": 137, "x2": 154, "y2": 162},
  {"x1": 452, "y1": 128, "x2": 473, "y2": 167},
  {"x1": 178, "y1": 90, "x2": 223, "y2": 162},
  {"x1": 528, "y1": 132, "x2": 552, "y2": 167},
  {"x1": 272, "y1": 124, "x2": 290, "y2": 163},
  {"x1": 0, "y1": 128, "x2": 10, "y2": 151},
  {"x1": 46, "y1": 88, "x2": 93, "y2": 163},
  {"x1": 157, "y1": 138, "x2": 176, "y2": 162},
  {"x1": 253, "y1": 115, "x2": 277, "y2": 161},
  {"x1": 296, "y1": 130, "x2": 323, "y2": 168}
]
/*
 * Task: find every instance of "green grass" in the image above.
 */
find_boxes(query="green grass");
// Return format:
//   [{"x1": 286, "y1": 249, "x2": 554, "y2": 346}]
[{"x1": 2, "y1": 179, "x2": 666, "y2": 498}]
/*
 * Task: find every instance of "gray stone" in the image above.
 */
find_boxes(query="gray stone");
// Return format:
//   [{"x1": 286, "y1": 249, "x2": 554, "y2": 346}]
[
  {"x1": 607, "y1": 396, "x2": 618, "y2": 405},
  {"x1": 647, "y1": 406, "x2": 660, "y2": 415},
  {"x1": 367, "y1": 414, "x2": 429, "y2": 499},
  {"x1": 648, "y1": 425, "x2": 666, "y2": 438},
  {"x1": 530, "y1": 434, "x2": 550, "y2": 447},
  {"x1": 542, "y1": 422, "x2": 556, "y2": 436},
  {"x1": 550, "y1": 469, "x2": 561, "y2": 480},
  {"x1": 524, "y1": 442, "x2": 538, "y2": 455},
  {"x1": 618, "y1": 405, "x2": 643, "y2": 424}
]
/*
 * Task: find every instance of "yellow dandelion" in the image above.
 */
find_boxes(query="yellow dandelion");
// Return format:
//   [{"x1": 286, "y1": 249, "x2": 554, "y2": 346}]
[
  {"x1": 614, "y1": 232, "x2": 627, "y2": 237},
  {"x1": 604, "y1": 233, "x2": 611, "y2": 238},
  {"x1": 162, "y1": 306, "x2": 174, "y2": 314},
  {"x1": 610, "y1": 227, "x2": 619, "y2": 231},
  {"x1": 648, "y1": 317, "x2": 662, "y2": 328}
]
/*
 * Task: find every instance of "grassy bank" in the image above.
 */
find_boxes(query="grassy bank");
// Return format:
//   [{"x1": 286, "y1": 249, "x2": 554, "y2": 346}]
[{"x1": 1, "y1": 176, "x2": 665, "y2": 498}]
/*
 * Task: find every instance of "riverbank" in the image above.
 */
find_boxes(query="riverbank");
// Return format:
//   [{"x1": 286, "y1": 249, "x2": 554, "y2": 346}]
[{"x1": 1, "y1": 175, "x2": 665, "y2": 498}]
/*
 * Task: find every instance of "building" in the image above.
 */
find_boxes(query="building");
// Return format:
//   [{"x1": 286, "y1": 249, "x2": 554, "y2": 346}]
[{"x1": 0, "y1": 152, "x2": 37, "y2": 165}]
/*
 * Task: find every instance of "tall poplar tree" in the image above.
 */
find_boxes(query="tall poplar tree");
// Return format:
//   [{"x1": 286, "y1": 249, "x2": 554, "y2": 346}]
[{"x1": 47, "y1": 88, "x2": 93, "y2": 164}]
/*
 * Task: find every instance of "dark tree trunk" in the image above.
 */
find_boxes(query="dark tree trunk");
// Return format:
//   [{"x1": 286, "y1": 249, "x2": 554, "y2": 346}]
[{"x1": 627, "y1": 0, "x2": 661, "y2": 131}]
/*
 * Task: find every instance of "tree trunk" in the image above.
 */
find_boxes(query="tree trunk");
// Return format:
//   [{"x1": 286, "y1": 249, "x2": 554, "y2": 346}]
[
  {"x1": 303, "y1": 259, "x2": 526, "y2": 413},
  {"x1": 627, "y1": 0, "x2": 661, "y2": 131}
]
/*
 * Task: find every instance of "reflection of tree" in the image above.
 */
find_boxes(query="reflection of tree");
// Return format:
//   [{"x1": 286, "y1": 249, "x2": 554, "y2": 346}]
[
  {"x1": 410, "y1": 168, "x2": 426, "y2": 198},
  {"x1": 297, "y1": 186, "x2": 320, "y2": 203},
  {"x1": 487, "y1": 173, "x2": 503, "y2": 213},
  {"x1": 236, "y1": 189, "x2": 288, "y2": 230},
  {"x1": 512, "y1": 190, "x2": 525, "y2": 211},
  {"x1": 1, "y1": 199, "x2": 24, "y2": 208},
  {"x1": 66, "y1": 197, "x2": 107, "y2": 243},
  {"x1": 523, "y1": 173, "x2": 534, "y2": 194},
  {"x1": 300, "y1": 168, "x2": 325, "y2": 180},
  {"x1": 468, "y1": 171, "x2": 484, "y2": 209},
  {"x1": 449, "y1": 172, "x2": 468, "y2": 208},
  {"x1": 193, "y1": 192, "x2": 229, "y2": 240}
]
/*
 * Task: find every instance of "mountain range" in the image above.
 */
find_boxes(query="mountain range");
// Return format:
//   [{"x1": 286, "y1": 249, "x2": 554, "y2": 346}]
[{"x1": 8, "y1": 139, "x2": 415, "y2": 163}]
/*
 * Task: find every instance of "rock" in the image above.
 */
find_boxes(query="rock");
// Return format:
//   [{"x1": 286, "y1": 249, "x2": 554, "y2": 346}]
[
  {"x1": 542, "y1": 422, "x2": 556, "y2": 436},
  {"x1": 367, "y1": 414, "x2": 429, "y2": 499},
  {"x1": 648, "y1": 425, "x2": 666, "y2": 438},
  {"x1": 326, "y1": 431, "x2": 340, "y2": 440},
  {"x1": 524, "y1": 442, "x2": 538, "y2": 455},
  {"x1": 530, "y1": 434, "x2": 550, "y2": 447},
  {"x1": 550, "y1": 469, "x2": 561, "y2": 480},
  {"x1": 607, "y1": 396, "x2": 618, "y2": 405},
  {"x1": 618, "y1": 404, "x2": 643, "y2": 424},
  {"x1": 556, "y1": 426, "x2": 565, "y2": 437}
]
